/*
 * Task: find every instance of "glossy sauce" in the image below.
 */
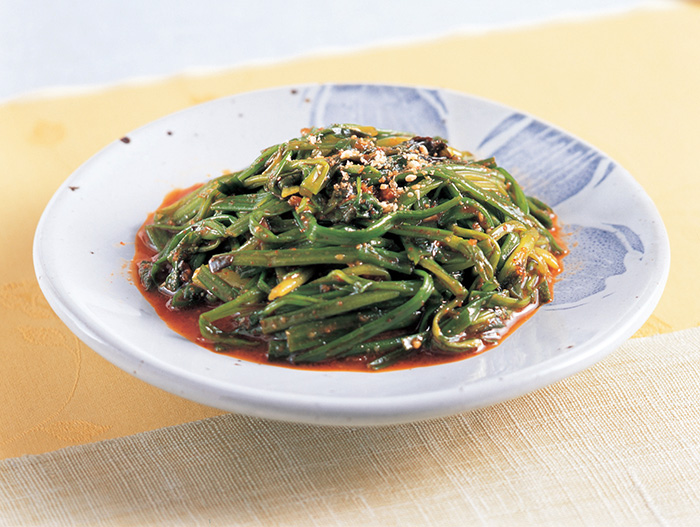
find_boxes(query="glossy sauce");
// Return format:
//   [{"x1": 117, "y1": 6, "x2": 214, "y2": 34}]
[{"x1": 132, "y1": 187, "x2": 567, "y2": 372}]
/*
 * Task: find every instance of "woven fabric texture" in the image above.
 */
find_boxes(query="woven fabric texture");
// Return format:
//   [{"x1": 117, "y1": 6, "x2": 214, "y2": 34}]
[{"x1": 3, "y1": 327, "x2": 700, "y2": 525}]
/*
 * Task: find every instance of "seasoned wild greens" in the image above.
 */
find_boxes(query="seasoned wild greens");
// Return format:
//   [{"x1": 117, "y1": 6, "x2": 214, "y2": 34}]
[{"x1": 137, "y1": 124, "x2": 564, "y2": 370}]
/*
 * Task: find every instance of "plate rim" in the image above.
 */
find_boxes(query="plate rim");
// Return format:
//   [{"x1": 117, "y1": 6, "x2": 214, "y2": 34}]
[{"x1": 33, "y1": 82, "x2": 671, "y2": 425}]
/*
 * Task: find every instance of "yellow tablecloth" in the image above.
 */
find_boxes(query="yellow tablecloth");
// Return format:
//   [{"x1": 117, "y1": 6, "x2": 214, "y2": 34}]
[{"x1": 2, "y1": 3, "x2": 700, "y2": 523}]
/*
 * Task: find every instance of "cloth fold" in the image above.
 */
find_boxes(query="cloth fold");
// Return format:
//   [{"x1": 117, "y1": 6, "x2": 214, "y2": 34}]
[{"x1": 2, "y1": 327, "x2": 700, "y2": 525}]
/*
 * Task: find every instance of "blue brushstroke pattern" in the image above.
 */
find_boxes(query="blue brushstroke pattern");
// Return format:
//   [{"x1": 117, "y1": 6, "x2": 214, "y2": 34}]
[
  {"x1": 478, "y1": 113, "x2": 526, "y2": 148},
  {"x1": 481, "y1": 117, "x2": 604, "y2": 206},
  {"x1": 609, "y1": 223, "x2": 645, "y2": 254},
  {"x1": 594, "y1": 161, "x2": 616, "y2": 188},
  {"x1": 551, "y1": 225, "x2": 629, "y2": 306},
  {"x1": 309, "y1": 85, "x2": 448, "y2": 138}
]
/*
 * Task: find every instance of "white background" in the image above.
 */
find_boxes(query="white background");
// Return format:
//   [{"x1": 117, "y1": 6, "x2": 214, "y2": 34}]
[{"x1": 1, "y1": 0, "x2": 659, "y2": 101}]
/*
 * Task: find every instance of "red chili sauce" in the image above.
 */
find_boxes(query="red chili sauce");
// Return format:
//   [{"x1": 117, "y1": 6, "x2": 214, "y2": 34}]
[{"x1": 132, "y1": 186, "x2": 567, "y2": 372}]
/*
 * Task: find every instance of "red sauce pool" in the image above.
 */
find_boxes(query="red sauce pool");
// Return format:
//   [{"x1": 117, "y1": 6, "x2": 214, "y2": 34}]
[{"x1": 132, "y1": 186, "x2": 567, "y2": 372}]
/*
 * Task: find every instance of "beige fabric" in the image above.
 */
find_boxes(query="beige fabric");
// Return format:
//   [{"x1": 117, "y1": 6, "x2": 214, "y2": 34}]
[{"x1": 2, "y1": 327, "x2": 700, "y2": 525}]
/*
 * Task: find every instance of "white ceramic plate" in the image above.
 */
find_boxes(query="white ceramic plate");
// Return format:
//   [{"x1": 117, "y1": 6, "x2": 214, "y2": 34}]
[{"x1": 34, "y1": 84, "x2": 669, "y2": 425}]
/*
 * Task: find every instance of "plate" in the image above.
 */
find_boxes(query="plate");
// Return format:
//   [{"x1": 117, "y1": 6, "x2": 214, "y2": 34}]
[{"x1": 34, "y1": 84, "x2": 670, "y2": 425}]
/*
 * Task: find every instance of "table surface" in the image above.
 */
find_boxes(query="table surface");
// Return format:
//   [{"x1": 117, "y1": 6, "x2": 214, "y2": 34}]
[{"x1": 2, "y1": 1, "x2": 700, "y2": 524}]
